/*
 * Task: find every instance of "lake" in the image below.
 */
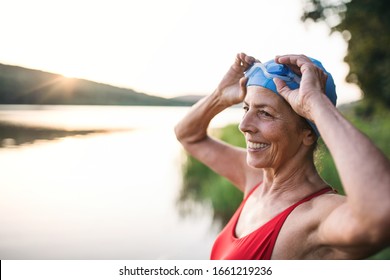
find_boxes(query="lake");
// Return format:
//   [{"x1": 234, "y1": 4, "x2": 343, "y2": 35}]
[{"x1": 0, "y1": 105, "x2": 243, "y2": 259}]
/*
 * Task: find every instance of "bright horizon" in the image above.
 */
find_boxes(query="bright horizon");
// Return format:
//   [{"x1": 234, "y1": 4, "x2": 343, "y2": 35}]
[{"x1": 0, "y1": 0, "x2": 361, "y2": 104}]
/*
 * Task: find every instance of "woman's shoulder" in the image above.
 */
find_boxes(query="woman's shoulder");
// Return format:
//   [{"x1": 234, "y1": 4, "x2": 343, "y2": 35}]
[
  {"x1": 298, "y1": 187, "x2": 345, "y2": 217},
  {"x1": 284, "y1": 187, "x2": 346, "y2": 236},
  {"x1": 273, "y1": 188, "x2": 346, "y2": 259}
]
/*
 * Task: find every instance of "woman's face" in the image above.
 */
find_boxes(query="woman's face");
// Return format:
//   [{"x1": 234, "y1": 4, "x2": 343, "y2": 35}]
[{"x1": 239, "y1": 86, "x2": 307, "y2": 169}]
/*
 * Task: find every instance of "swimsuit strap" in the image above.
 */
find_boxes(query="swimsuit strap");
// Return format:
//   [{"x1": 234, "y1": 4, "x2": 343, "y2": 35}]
[
  {"x1": 245, "y1": 184, "x2": 333, "y2": 204},
  {"x1": 244, "y1": 182, "x2": 262, "y2": 200},
  {"x1": 287, "y1": 186, "x2": 334, "y2": 210}
]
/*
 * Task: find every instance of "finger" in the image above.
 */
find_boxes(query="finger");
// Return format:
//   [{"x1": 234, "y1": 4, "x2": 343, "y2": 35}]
[
  {"x1": 233, "y1": 54, "x2": 246, "y2": 72},
  {"x1": 300, "y1": 62, "x2": 327, "y2": 90},
  {"x1": 274, "y1": 55, "x2": 300, "y2": 76},
  {"x1": 235, "y1": 53, "x2": 242, "y2": 65},
  {"x1": 273, "y1": 77, "x2": 291, "y2": 101},
  {"x1": 237, "y1": 53, "x2": 256, "y2": 70},
  {"x1": 240, "y1": 76, "x2": 248, "y2": 88},
  {"x1": 275, "y1": 54, "x2": 312, "y2": 70},
  {"x1": 275, "y1": 54, "x2": 310, "y2": 65},
  {"x1": 244, "y1": 54, "x2": 256, "y2": 65},
  {"x1": 239, "y1": 76, "x2": 248, "y2": 99}
]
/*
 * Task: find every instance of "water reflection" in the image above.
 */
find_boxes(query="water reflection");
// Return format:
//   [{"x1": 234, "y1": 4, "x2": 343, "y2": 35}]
[
  {"x1": 178, "y1": 155, "x2": 243, "y2": 228},
  {"x1": 0, "y1": 121, "x2": 114, "y2": 148},
  {"x1": 0, "y1": 105, "x2": 244, "y2": 259}
]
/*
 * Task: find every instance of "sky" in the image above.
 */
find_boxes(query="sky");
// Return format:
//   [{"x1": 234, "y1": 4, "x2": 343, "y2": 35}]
[{"x1": 0, "y1": 0, "x2": 361, "y2": 104}]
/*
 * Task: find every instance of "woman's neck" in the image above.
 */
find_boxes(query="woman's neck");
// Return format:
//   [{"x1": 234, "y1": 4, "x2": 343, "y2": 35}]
[{"x1": 260, "y1": 155, "x2": 326, "y2": 201}]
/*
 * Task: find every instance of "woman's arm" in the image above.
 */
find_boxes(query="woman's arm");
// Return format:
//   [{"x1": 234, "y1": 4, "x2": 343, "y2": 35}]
[
  {"x1": 175, "y1": 53, "x2": 262, "y2": 192},
  {"x1": 274, "y1": 55, "x2": 390, "y2": 255}
]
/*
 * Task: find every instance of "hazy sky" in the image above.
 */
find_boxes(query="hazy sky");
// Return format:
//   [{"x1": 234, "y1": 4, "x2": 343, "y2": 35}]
[{"x1": 0, "y1": 0, "x2": 361, "y2": 103}]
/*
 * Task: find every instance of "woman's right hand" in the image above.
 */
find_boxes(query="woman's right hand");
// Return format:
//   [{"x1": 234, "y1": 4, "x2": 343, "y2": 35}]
[{"x1": 215, "y1": 53, "x2": 256, "y2": 107}]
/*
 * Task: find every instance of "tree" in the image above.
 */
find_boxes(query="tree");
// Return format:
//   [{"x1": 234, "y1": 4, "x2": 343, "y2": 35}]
[{"x1": 302, "y1": 0, "x2": 390, "y2": 109}]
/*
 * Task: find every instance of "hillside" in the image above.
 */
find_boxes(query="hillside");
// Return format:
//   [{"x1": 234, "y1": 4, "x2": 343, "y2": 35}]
[
  {"x1": 0, "y1": 63, "x2": 191, "y2": 106},
  {"x1": 170, "y1": 94, "x2": 205, "y2": 104}
]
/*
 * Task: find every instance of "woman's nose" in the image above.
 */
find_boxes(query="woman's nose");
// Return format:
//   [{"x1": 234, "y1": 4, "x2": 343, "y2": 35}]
[{"x1": 239, "y1": 111, "x2": 258, "y2": 134}]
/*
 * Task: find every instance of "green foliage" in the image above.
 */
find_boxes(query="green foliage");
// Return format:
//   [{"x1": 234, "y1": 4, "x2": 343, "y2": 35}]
[
  {"x1": 178, "y1": 124, "x2": 244, "y2": 226},
  {"x1": 368, "y1": 247, "x2": 390, "y2": 260},
  {"x1": 302, "y1": 0, "x2": 390, "y2": 107},
  {"x1": 179, "y1": 154, "x2": 243, "y2": 225},
  {"x1": 316, "y1": 101, "x2": 390, "y2": 193},
  {"x1": 345, "y1": 101, "x2": 390, "y2": 155},
  {"x1": 217, "y1": 123, "x2": 246, "y2": 148},
  {"x1": 315, "y1": 141, "x2": 344, "y2": 193}
]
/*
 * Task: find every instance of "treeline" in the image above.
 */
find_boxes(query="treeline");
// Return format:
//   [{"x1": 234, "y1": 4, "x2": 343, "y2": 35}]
[
  {"x1": 302, "y1": 0, "x2": 390, "y2": 110},
  {"x1": 0, "y1": 63, "x2": 190, "y2": 106}
]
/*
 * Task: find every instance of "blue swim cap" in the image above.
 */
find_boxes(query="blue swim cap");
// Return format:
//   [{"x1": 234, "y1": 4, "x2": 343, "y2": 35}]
[{"x1": 245, "y1": 58, "x2": 337, "y2": 136}]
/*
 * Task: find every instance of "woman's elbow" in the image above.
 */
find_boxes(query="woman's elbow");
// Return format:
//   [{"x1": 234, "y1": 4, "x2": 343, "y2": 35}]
[
  {"x1": 174, "y1": 123, "x2": 184, "y2": 143},
  {"x1": 370, "y1": 216, "x2": 390, "y2": 246},
  {"x1": 174, "y1": 122, "x2": 206, "y2": 146},
  {"x1": 359, "y1": 213, "x2": 390, "y2": 247}
]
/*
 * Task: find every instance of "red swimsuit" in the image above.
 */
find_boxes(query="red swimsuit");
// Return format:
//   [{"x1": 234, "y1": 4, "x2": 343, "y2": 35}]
[{"x1": 210, "y1": 185, "x2": 333, "y2": 260}]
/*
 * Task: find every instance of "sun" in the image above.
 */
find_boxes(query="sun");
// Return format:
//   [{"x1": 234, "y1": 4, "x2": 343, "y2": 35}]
[{"x1": 60, "y1": 71, "x2": 77, "y2": 79}]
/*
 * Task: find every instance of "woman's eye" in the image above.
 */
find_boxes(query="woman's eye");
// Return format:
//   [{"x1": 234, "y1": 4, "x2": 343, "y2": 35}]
[
  {"x1": 259, "y1": 110, "x2": 272, "y2": 117},
  {"x1": 243, "y1": 106, "x2": 249, "y2": 112}
]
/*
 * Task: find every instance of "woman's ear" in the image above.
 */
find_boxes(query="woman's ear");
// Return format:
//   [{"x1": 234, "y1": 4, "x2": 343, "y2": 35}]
[{"x1": 302, "y1": 128, "x2": 317, "y2": 146}]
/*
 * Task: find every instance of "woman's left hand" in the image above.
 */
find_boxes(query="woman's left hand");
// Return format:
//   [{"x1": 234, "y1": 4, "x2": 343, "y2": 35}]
[{"x1": 273, "y1": 54, "x2": 328, "y2": 122}]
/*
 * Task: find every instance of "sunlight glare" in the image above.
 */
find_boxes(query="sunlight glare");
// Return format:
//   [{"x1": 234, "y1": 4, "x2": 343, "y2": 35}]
[{"x1": 0, "y1": 0, "x2": 361, "y2": 103}]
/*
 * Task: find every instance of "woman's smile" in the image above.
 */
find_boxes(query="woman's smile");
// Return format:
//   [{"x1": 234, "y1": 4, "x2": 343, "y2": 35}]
[{"x1": 247, "y1": 140, "x2": 270, "y2": 151}]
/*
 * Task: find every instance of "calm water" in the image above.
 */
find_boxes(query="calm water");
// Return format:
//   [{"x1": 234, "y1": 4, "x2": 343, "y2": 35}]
[{"x1": 0, "y1": 105, "x2": 243, "y2": 259}]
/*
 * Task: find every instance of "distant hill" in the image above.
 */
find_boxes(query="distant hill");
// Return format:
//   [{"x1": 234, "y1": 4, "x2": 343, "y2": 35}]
[
  {"x1": 0, "y1": 63, "x2": 192, "y2": 106},
  {"x1": 170, "y1": 95, "x2": 205, "y2": 104}
]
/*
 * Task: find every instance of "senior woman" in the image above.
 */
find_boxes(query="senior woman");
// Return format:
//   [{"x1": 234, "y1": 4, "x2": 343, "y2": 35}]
[{"x1": 175, "y1": 53, "x2": 390, "y2": 259}]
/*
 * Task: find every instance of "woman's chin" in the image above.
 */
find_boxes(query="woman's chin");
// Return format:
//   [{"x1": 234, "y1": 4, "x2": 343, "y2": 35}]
[{"x1": 247, "y1": 158, "x2": 268, "y2": 169}]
